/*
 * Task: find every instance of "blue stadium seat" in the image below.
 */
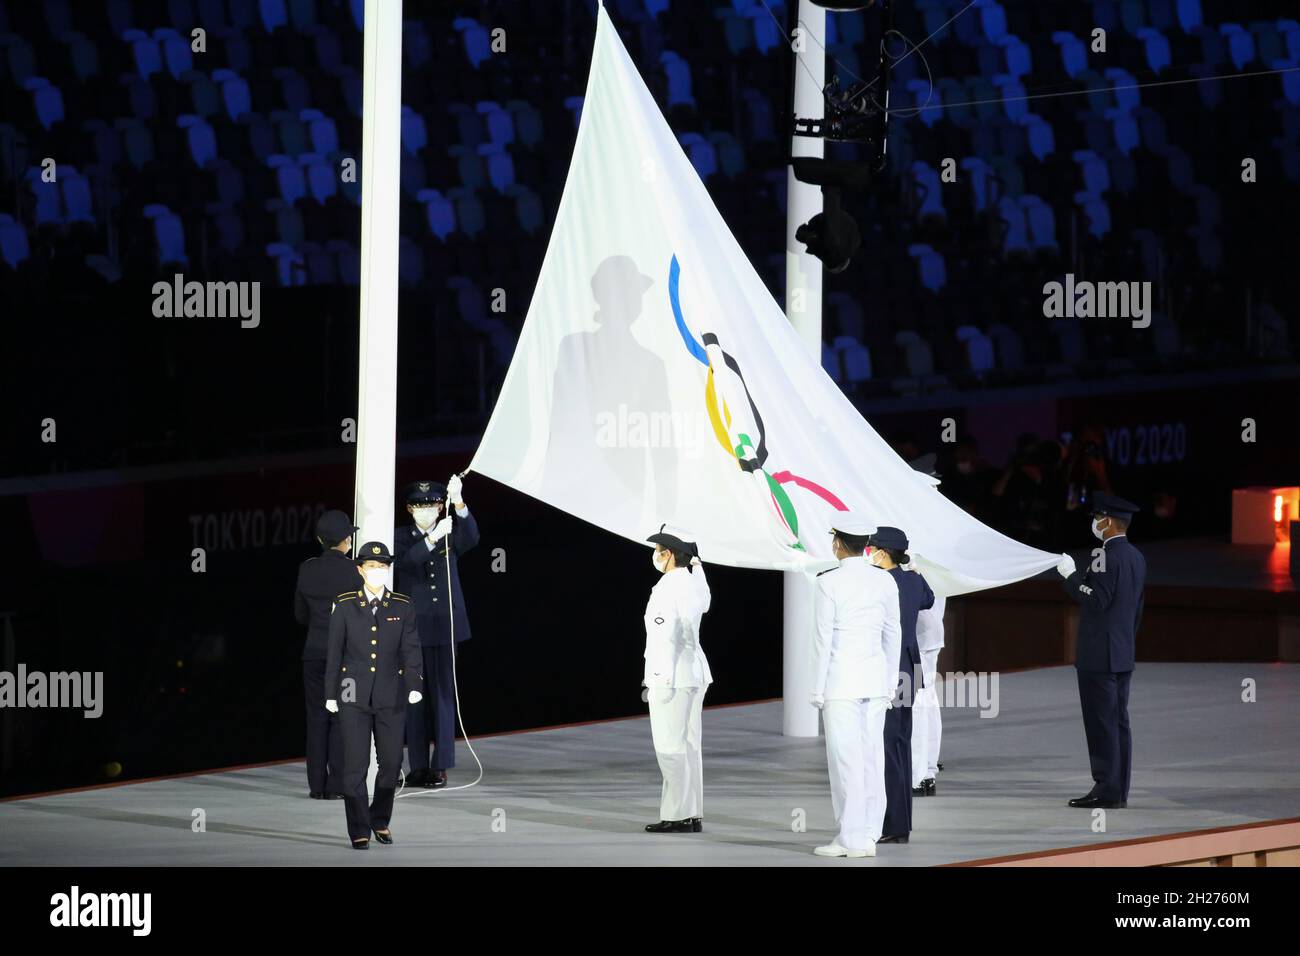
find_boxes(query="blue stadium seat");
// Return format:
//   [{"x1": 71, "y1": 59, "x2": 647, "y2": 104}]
[
  {"x1": 506, "y1": 100, "x2": 544, "y2": 148},
  {"x1": 178, "y1": 114, "x2": 217, "y2": 167},
  {"x1": 300, "y1": 153, "x2": 336, "y2": 203},
  {"x1": 122, "y1": 29, "x2": 163, "y2": 80},
  {"x1": 301, "y1": 108, "x2": 338, "y2": 154},
  {"x1": 0, "y1": 213, "x2": 30, "y2": 268},
  {"x1": 266, "y1": 241, "x2": 306, "y2": 286},
  {"x1": 24, "y1": 167, "x2": 63, "y2": 225},
  {"x1": 478, "y1": 101, "x2": 514, "y2": 146},
  {"x1": 679, "y1": 133, "x2": 717, "y2": 181},
  {"x1": 908, "y1": 243, "x2": 947, "y2": 292},
  {"x1": 143, "y1": 203, "x2": 188, "y2": 265},
  {"x1": 1019, "y1": 195, "x2": 1058, "y2": 253},
  {"x1": 1219, "y1": 23, "x2": 1256, "y2": 70},
  {"x1": 268, "y1": 153, "x2": 306, "y2": 204},
  {"x1": 453, "y1": 18, "x2": 491, "y2": 68},
  {"x1": 956, "y1": 325, "x2": 995, "y2": 373},
  {"x1": 23, "y1": 77, "x2": 64, "y2": 130},
  {"x1": 154, "y1": 28, "x2": 193, "y2": 78},
  {"x1": 478, "y1": 143, "x2": 515, "y2": 192},
  {"x1": 833, "y1": 335, "x2": 873, "y2": 385},
  {"x1": 259, "y1": 0, "x2": 289, "y2": 33},
  {"x1": 417, "y1": 188, "x2": 456, "y2": 240},
  {"x1": 213, "y1": 69, "x2": 252, "y2": 121},
  {"x1": 1136, "y1": 28, "x2": 1172, "y2": 73},
  {"x1": 401, "y1": 105, "x2": 428, "y2": 154},
  {"x1": 660, "y1": 51, "x2": 694, "y2": 108}
]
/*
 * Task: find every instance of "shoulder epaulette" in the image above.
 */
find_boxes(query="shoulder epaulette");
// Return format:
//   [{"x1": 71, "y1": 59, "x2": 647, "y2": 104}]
[
  {"x1": 817, "y1": 567, "x2": 837, "y2": 577},
  {"x1": 336, "y1": 590, "x2": 361, "y2": 602},
  {"x1": 389, "y1": 592, "x2": 410, "y2": 603}
]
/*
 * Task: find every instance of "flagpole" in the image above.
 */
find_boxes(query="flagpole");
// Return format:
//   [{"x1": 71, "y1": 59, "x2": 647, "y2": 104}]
[
  {"x1": 355, "y1": 0, "x2": 403, "y2": 788},
  {"x1": 782, "y1": 0, "x2": 826, "y2": 738}
]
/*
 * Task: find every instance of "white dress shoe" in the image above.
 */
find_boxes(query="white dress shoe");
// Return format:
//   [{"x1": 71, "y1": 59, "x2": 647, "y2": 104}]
[{"x1": 813, "y1": 841, "x2": 874, "y2": 858}]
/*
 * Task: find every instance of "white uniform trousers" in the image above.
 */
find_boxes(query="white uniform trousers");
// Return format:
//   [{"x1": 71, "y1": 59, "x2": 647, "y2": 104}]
[
  {"x1": 911, "y1": 647, "x2": 942, "y2": 786},
  {"x1": 822, "y1": 696, "x2": 889, "y2": 850},
  {"x1": 649, "y1": 685, "x2": 706, "y2": 821}
]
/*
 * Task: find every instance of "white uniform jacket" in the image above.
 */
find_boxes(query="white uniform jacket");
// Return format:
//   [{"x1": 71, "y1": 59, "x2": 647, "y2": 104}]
[
  {"x1": 811, "y1": 557, "x2": 902, "y2": 701},
  {"x1": 916, "y1": 592, "x2": 947, "y2": 652},
  {"x1": 644, "y1": 565, "x2": 713, "y2": 689}
]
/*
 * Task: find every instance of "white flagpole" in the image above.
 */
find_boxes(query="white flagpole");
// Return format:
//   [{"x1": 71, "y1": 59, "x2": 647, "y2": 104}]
[
  {"x1": 782, "y1": 0, "x2": 825, "y2": 738},
  {"x1": 355, "y1": 0, "x2": 403, "y2": 791}
]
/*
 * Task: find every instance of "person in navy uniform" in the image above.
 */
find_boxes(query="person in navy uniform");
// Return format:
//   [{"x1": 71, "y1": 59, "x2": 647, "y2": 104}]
[
  {"x1": 293, "y1": 509, "x2": 360, "y2": 799},
  {"x1": 1056, "y1": 493, "x2": 1146, "y2": 809},
  {"x1": 869, "y1": 526, "x2": 934, "y2": 844},
  {"x1": 325, "y1": 541, "x2": 424, "y2": 849},
  {"x1": 395, "y1": 476, "x2": 480, "y2": 788}
]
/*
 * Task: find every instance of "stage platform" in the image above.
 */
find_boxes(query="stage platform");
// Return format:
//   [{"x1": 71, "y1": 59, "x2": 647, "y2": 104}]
[{"x1": 1, "y1": 664, "x2": 1296, "y2": 867}]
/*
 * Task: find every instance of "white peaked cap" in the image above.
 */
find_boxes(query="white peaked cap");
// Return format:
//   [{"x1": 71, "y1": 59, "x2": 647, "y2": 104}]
[{"x1": 829, "y1": 511, "x2": 877, "y2": 538}]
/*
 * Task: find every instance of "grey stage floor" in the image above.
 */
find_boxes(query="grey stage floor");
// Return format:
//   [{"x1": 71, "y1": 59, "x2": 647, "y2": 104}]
[{"x1": 1, "y1": 663, "x2": 1296, "y2": 866}]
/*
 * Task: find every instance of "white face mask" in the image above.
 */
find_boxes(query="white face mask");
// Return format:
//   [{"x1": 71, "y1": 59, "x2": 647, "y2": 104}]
[
  {"x1": 412, "y1": 506, "x2": 439, "y2": 529},
  {"x1": 363, "y1": 567, "x2": 388, "y2": 590},
  {"x1": 652, "y1": 550, "x2": 669, "y2": 573},
  {"x1": 1091, "y1": 516, "x2": 1107, "y2": 541}
]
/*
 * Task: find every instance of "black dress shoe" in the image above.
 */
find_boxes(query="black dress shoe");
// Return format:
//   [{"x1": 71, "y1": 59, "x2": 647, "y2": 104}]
[
  {"x1": 405, "y1": 769, "x2": 430, "y2": 787},
  {"x1": 372, "y1": 827, "x2": 393, "y2": 845},
  {"x1": 309, "y1": 791, "x2": 326, "y2": 799},
  {"x1": 430, "y1": 770, "x2": 448, "y2": 789},
  {"x1": 877, "y1": 834, "x2": 909, "y2": 844},
  {"x1": 912, "y1": 778, "x2": 937, "y2": 796},
  {"x1": 645, "y1": 819, "x2": 695, "y2": 833},
  {"x1": 936, "y1": 762, "x2": 944, "y2": 771},
  {"x1": 690, "y1": 817, "x2": 703, "y2": 832},
  {"x1": 351, "y1": 838, "x2": 370, "y2": 850},
  {"x1": 326, "y1": 791, "x2": 345, "y2": 800},
  {"x1": 1068, "y1": 795, "x2": 1123, "y2": 809}
]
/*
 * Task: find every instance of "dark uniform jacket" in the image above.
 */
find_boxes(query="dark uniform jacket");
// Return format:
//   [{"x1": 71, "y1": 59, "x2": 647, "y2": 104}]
[
  {"x1": 887, "y1": 566, "x2": 935, "y2": 687},
  {"x1": 393, "y1": 510, "x2": 480, "y2": 646},
  {"x1": 324, "y1": 588, "x2": 424, "y2": 708},
  {"x1": 1062, "y1": 535, "x2": 1146, "y2": 673},
  {"x1": 294, "y1": 549, "x2": 365, "y2": 660}
]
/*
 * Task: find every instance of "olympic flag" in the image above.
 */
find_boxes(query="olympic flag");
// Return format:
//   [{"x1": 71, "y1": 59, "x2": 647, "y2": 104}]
[{"x1": 469, "y1": 5, "x2": 1057, "y2": 596}]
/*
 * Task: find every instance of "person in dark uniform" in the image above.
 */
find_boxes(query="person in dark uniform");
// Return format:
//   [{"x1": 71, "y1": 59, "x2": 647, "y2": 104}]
[
  {"x1": 395, "y1": 475, "x2": 480, "y2": 788},
  {"x1": 1056, "y1": 493, "x2": 1146, "y2": 809},
  {"x1": 325, "y1": 542, "x2": 424, "y2": 849},
  {"x1": 293, "y1": 509, "x2": 360, "y2": 799},
  {"x1": 869, "y1": 526, "x2": 934, "y2": 844}
]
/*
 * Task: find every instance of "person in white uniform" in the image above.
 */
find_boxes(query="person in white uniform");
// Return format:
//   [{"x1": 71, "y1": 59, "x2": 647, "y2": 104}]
[
  {"x1": 810, "y1": 512, "x2": 902, "y2": 858},
  {"x1": 911, "y1": 593, "x2": 946, "y2": 796},
  {"x1": 642, "y1": 524, "x2": 712, "y2": 833}
]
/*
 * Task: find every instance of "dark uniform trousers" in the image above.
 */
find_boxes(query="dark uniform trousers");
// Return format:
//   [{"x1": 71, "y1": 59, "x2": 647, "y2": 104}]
[
  {"x1": 1077, "y1": 669, "x2": 1132, "y2": 803},
  {"x1": 339, "y1": 698, "x2": 406, "y2": 840},
  {"x1": 303, "y1": 660, "x2": 344, "y2": 795},
  {"x1": 295, "y1": 547, "x2": 366, "y2": 795},
  {"x1": 881, "y1": 655, "x2": 915, "y2": 838},
  {"x1": 882, "y1": 566, "x2": 933, "y2": 838},
  {"x1": 326, "y1": 587, "x2": 423, "y2": 841},
  {"x1": 406, "y1": 643, "x2": 457, "y2": 772}
]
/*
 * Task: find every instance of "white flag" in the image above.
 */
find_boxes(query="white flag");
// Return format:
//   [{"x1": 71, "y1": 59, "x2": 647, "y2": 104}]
[{"x1": 470, "y1": 6, "x2": 1058, "y2": 596}]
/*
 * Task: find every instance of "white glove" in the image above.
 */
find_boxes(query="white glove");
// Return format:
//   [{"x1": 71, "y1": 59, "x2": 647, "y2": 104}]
[
  {"x1": 408, "y1": 690, "x2": 423, "y2": 705},
  {"x1": 447, "y1": 473, "x2": 464, "y2": 506},
  {"x1": 1056, "y1": 553, "x2": 1076, "y2": 578},
  {"x1": 810, "y1": 693, "x2": 825, "y2": 710},
  {"x1": 640, "y1": 684, "x2": 649, "y2": 703},
  {"x1": 428, "y1": 515, "x2": 453, "y2": 542},
  {"x1": 325, "y1": 700, "x2": 338, "y2": 714}
]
